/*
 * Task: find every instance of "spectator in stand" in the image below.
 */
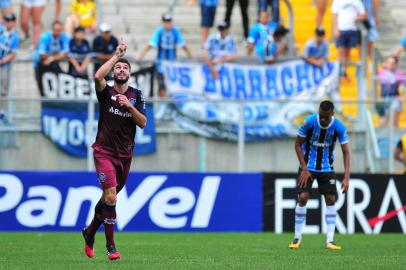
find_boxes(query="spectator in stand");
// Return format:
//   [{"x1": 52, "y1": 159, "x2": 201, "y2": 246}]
[
  {"x1": 332, "y1": 0, "x2": 367, "y2": 79},
  {"x1": 360, "y1": 0, "x2": 379, "y2": 56},
  {"x1": 303, "y1": 28, "x2": 329, "y2": 67},
  {"x1": 65, "y1": 0, "x2": 97, "y2": 36},
  {"x1": 136, "y1": 13, "x2": 192, "y2": 96},
  {"x1": 20, "y1": 0, "x2": 46, "y2": 47},
  {"x1": 376, "y1": 56, "x2": 405, "y2": 128},
  {"x1": 224, "y1": 0, "x2": 249, "y2": 39},
  {"x1": 247, "y1": 11, "x2": 278, "y2": 63},
  {"x1": 0, "y1": 13, "x2": 19, "y2": 110},
  {"x1": 394, "y1": 34, "x2": 406, "y2": 58},
  {"x1": 190, "y1": 0, "x2": 218, "y2": 48},
  {"x1": 92, "y1": 23, "x2": 118, "y2": 77},
  {"x1": 273, "y1": 24, "x2": 289, "y2": 59},
  {"x1": 0, "y1": 13, "x2": 19, "y2": 69},
  {"x1": 395, "y1": 133, "x2": 406, "y2": 174},
  {"x1": 0, "y1": 0, "x2": 13, "y2": 18},
  {"x1": 258, "y1": 0, "x2": 279, "y2": 24},
  {"x1": 203, "y1": 21, "x2": 237, "y2": 79},
  {"x1": 68, "y1": 26, "x2": 92, "y2": 78},
  {"x1": 33, "y1": 20, "x2": 70, "y2": 95}
]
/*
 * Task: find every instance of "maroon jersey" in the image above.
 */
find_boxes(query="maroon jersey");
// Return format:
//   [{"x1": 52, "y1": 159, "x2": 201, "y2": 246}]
[{"x1": 92, "y1": 84, "x2": 146, "y2": 157}]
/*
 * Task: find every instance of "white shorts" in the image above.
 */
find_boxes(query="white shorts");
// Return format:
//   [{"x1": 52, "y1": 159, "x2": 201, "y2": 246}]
[{"x1": 22, "y1": 0, "x2": 46, "y2": 8}]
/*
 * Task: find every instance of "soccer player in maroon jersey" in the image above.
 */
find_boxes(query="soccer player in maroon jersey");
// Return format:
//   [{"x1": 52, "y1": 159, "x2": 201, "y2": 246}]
[{"x1": 81, "y1": 39, "x2": 147, "y2": 260}]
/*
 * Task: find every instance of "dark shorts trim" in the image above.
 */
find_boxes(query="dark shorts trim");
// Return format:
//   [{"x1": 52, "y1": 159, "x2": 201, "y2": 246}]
[
  {"x1": 335, "y1": 30, "x2": 360, "y2": 48},
  {"x1": 297, "y1": 169, "x2": 337, "y2": 196}
]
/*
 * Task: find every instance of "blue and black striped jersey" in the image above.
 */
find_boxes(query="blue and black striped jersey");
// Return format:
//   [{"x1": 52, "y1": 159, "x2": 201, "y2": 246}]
[{"x1": 298, "y1": 114, "x2": 349, "y2": 173}]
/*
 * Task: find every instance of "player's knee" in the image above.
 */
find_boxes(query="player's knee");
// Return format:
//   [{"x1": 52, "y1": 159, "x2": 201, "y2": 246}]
[
  {"x1": 104, "y1": 194, "x2": 117, "y2": 205},
  {"x1": 298, "y1": 193, "x2": 309, "y2": 206},
  {"x1": 103, "y1": 189, "x2": 117, "y2": 205},
  {"x1": 325, "y1": 195, "x2": 336, "y2": 205}
]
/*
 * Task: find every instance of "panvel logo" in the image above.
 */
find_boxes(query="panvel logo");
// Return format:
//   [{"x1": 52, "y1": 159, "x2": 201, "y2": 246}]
[
  {"x1": 274, "y1": 178, "x2": 406, "y2": 234},
  {"x1": 0, "y1": 174, "x2": 221, "y2": 230}
]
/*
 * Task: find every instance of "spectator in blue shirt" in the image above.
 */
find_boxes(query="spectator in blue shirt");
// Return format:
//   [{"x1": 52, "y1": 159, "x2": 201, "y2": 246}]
[
  {"x1": 0, "y1": 13, "x2": 19, "y2": 99},
  {"x1": 0, "y1": 13, "x2": 19, "y2": 68},
  {"x1": 247, "y1": 11, "x2": 289, "y2": 64},
  {"x1": 203, "y1": 21, "x2": 237, "y2": 79},
  {"x1": 92, "y1": 23, "x2": 118, "y2": 76},
  {"x1": 303, "y1": 28, "x2": 329, "y2": 67},
  {"x1": 33, "y1": 20, "x2": 70, "y2": 95},
  {"x1": 68, "y1": 26, "x2": 92, "y2": 78},
  {"x1": 137, "y1": 13, "x2": 192, "y2": 96}
]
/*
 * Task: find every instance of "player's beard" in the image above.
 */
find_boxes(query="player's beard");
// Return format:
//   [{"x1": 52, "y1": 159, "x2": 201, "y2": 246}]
[{"x1": 114, "y1": 75, "x2": 129, "y2": 85}]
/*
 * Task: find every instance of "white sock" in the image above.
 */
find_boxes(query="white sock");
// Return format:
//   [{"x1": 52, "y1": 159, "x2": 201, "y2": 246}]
[
  {"x1": 294, "y1": 205, "x2": 307, "y2": 240},
  {"x1": 325, "y1": 205, "x2": 336, "y2": 243}
]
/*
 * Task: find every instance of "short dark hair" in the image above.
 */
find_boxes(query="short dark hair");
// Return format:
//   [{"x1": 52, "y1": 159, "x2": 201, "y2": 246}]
[
  {"x1": 52, "y1": 20, "x2": 63, "y2": 27},
  {"x1": 315, "y1": 28, "x2": 325, "y2": 36},
  {"x1": 114, "y1": 58, "x2": 131, "y2": 71},
  {"x1": 74, "y1": 26, "x2": 85, "y2": 33},
  {"x1": 319, "y1": 100, "x2": 334, "y2": 112}
]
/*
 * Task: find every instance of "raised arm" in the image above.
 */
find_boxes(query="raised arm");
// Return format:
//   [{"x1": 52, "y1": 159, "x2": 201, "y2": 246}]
[{"x1": 94, "y1": 39, "x2": 127, "y2": 91}]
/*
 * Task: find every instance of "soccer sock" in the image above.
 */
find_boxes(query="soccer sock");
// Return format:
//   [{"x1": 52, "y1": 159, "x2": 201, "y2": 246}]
[
  {"x1": 85, "y1": 199, "x2": 104, "y2": 237},
  {"x1": 102, "y1": 203, "x2": 117, "y2": 248},
  {"x1": 294, "y1": 205, "x2": 307, "y2": 240},
  {"x1": 325, "y1": 205, "x2": 337, "y2": 243}
]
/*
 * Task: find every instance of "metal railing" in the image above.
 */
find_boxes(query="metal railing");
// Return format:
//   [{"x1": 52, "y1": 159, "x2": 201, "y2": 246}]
[{"x1": 0, "y1": 97, "x2": 403, "y2": 173}]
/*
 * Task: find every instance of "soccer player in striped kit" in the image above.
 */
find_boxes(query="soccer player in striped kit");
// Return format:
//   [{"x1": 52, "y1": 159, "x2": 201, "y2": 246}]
[{"x1": 289, "y1": 100, "x2": 350, "y2": 250}]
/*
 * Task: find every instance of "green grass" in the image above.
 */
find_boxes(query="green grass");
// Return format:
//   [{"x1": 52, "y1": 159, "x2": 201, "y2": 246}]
[{"x1": 1, "y1": 233, "x2": 405, "y2": 270}]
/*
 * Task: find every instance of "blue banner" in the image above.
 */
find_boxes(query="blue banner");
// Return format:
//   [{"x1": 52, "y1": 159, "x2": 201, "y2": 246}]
[
  {"x1": 161, "y1": 60, "x2": 341, "y2": 140},
  {"x1": 41, "y1": 103, "x2": 156, "y2": 157},
  {"x1": 0, "y1": 172, "x2": 262, "y2": 232}
]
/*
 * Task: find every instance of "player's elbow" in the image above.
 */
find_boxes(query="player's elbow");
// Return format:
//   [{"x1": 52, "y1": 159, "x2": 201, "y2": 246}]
[
  {"x1": 94, "y1": 72, "x2": 103, "y2": 81},
  {"x1": 138, "y1": 118, "x2": 147, "y2": 129}
]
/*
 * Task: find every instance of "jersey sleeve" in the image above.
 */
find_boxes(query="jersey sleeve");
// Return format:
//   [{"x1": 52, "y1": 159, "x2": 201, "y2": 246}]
[
  {"x1": 62, "y1": 35, "x2": 70, "y2": 53},
  {"x1": 135, "y1": 90, "x2": 146, "y2": 115},
  {"x1": 324, "y1": 42, "x2": 330, "y2": 58},
  {"x1": 337, "y1": 121, "x2": 349, "y2": 144},
  {"x1": 298, "y1": 116, "x2": 313, "y2": 137},
  {"x1": 37, "y1": 34, "x2": 49, "y2": 55},
  {"x1": 175, "y1": 28, "x2": 185, "y2": 47},
  {"x1": 96, "y1": 85, "x2": 109, "y2": 103},
  {"x1": 247, "y1": 25, "x2": 257, "y2": 44},
  {"x1": 401, "y1": 35, "x2": 406, "y2": 48},
  {"x1": 356, "y1": 0, "x2": 366, "y2": 14},
  {"x1": 303, "y1": 41, "x2": 311, "y2": 58},
  {"x1": 149, "y1": 28, "x2": 161, "y2": 47},
  {"x1": 228, "y1": 37, "x2": 237, "y2": 53},
  {"x1": 10, "y1": 34, "x2": 19, "y2": 52}
]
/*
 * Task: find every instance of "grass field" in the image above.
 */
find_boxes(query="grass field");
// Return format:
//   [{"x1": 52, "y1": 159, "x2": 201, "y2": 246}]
[{"x1": 1, "y1": 233, "x2": 405, "y2": 270}]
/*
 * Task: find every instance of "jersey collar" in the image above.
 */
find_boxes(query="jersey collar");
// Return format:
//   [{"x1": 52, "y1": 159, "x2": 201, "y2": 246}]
[{"x1": 317, "y1": 114, "x2": 335, "y2": 129}]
